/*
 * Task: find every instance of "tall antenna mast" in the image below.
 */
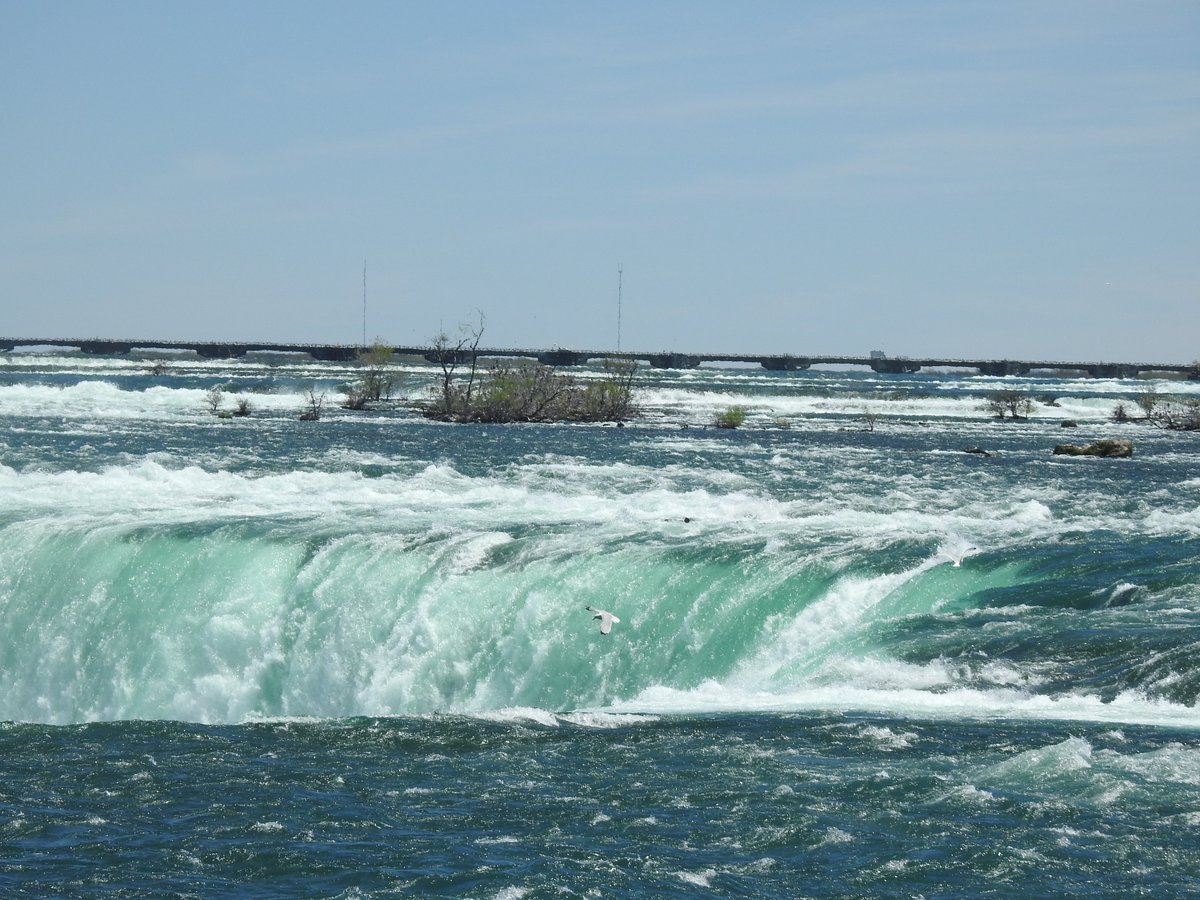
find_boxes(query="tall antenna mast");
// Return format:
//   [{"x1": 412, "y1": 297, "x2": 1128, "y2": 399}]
[
  {"x1": 362, "y1": 259, "x2": 367, "y2": 347},
  {"x1": 617, "y1": 263, "x2": 623, "y2": 352}
]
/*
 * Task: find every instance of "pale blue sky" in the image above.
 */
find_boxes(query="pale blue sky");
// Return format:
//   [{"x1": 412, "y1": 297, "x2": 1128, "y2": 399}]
[{"x1": 2, "y1": 1, "x2": 1197, "y2": 361}]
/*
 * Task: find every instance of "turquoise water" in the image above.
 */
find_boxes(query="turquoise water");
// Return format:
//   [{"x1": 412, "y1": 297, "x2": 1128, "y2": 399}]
[{"x1": 2, "y1": 352, "x2": 1200, "y2": 896}]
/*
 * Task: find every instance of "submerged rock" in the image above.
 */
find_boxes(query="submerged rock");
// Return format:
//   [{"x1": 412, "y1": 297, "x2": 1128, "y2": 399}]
[{"x1": 1052, "y1": 439, "x2": 1134, "y2": 458}]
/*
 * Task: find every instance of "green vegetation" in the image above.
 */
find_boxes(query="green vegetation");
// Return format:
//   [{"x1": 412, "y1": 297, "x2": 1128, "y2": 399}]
[
  {"x1": 342, "y1": 340, "x2": 401, "y2": 409},
  {"x1": 715, "y1": 406, "x2": 747, "y2": 429},
  {"x1": 421, "y1": 316, "x2": 638, "y2": 424},
  {"x1": 204, "y1": 384, "x2": 251, "y2": 418},
  {"x1": 424, "y1": 358, "x2": 638, "y2": 423}
]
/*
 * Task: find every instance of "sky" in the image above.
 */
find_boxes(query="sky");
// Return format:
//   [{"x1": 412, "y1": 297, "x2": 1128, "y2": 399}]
[{"x1": 2, "y1": 1, "x2": 1198, "y2": 362}]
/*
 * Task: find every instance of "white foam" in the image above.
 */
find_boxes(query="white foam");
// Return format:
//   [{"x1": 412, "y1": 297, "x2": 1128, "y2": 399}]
[
  {"x1": 559, "y1": 711, "x2": 658, "y2": 728},
  {"x1": 1098, "y1": 742, "x2": 1200, "y2": 786},
  {"x1": 730, "y1": 568, "x2": 928, "y2": 688},
  {"x1": 473, "y1": 707, "x2": 561, "y2": 727},
  {"x1": 817, "y1": 827, "x2": 855, "y2": 846},
  {"x1": 609, "y1": 681, "x2": 1200, "y2": 730},
  {"x1": 0, "y1": 380, "x2": 308, "y2": 420},
  {"x1": 857, "y1": 724, "x2": 919, "y2": 749},
  {"x1": 985, "y1": 736, "x2": 1094, "y2": 780},
  {"x1": 675, "y1": 868, "x2": 717, "y2": 888}
]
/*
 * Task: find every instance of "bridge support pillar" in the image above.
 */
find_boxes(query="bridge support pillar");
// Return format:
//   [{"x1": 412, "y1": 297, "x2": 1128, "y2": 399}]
[
  {"x1": 870, "y1": 358, "x2": 922, "y2": 374},
  {"x1": 761, "y1": 356, "x2": 812, "y2": 371},
  {"x1": 647, "y1": 353, "x2": 701, "y2": 369},
  {"x1": 1086, "y1": 364, "x2": 1138, "y2": 379},
  {"x1": 196, "y1": 344, "x2": 249, "y2": 359},
  {"x1": 79, "y1": 341, "x2": 133, "y2": 355},
  {"x1": 538, "y1": 350, "x2": 586, "y2": 366},
  {"x1": 977, "y1": 360, "x2": 1031, "y2": 377},
  {"x1": 307, "y1": 346, "x2": 359, "y2": 362}
]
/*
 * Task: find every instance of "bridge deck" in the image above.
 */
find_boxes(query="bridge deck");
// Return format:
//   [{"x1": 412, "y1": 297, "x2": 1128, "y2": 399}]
[{"x1": 0, "y1": 337, "x2": 1194, "y2": 379}]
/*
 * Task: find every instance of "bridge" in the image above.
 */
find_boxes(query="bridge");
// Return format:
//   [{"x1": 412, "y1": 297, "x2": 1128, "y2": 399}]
[{"x1": 1, "y1": 337, "x2": 1196, "y2": 380}]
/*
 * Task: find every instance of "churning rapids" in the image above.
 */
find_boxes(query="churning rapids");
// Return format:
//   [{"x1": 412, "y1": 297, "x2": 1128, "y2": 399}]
[{"x1": 2, "y1": 350, "x2": 1200, "y2": 897}]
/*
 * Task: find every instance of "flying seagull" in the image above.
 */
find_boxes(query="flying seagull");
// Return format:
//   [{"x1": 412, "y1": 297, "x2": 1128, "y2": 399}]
[{"x1": 586, "y1": 605, "x2": 620, "y2": 635}]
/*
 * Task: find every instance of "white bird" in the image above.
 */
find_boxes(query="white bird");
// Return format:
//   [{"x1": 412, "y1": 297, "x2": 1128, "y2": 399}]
[
  {"x1": 586, "y1": 605, "x2": 620, "y2": 635},
  {"x1": 938, "y1": 546, "x2": 978, "y2": 567}
]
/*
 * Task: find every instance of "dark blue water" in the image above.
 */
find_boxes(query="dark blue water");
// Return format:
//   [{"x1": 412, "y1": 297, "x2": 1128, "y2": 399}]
[{"x1": 4, "y1": 715, "x2": 1200, "y2": 897}]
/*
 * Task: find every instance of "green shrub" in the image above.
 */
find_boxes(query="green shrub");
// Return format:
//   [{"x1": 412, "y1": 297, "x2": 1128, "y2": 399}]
[
  {"x1": 342, "y1": 341, "x2": 400, "y2": 408},
  {"x1": 424, "y1": 359, "x2": 638, "y2": 424},
  {"x1": 716, "y1": 406, "x2": 747, "y2": 429}
]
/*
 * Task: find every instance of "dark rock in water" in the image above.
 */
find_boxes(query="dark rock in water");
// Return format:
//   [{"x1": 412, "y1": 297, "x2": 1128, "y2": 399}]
[
  {"x1": 1060, "y1": 420, "x2": 1078, "y2": 428},
  {"x1": 1053, "y1": 439, "x2": 1134, "y2": 458},
  {"x1": 963, "y1": 447, "x2": 991, "y2": 457}
]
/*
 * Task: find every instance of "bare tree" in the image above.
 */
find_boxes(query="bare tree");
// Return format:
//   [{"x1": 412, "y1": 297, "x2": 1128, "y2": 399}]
[
  {"x1": 1135, "y1": 388, "x2": 1160, "y2": 420},
  {"x1": 428, "y1": 313, "x2": 485, "y2": 418},
  {"x1": 1114, "y1": 391, "x2": 1200, "y2": 431},
  {"x1": 981, "y1": 389, "x2": 1035, "y2": 420},
  {"x1": 1148, "y1": 397, "x2": 1200, "y2": 431},
  {"x1": 299, "y1": 388, "x2": 326, "y2": 421},
  {"x1": 204, "y1": 386, "x2": 224, "y2": 416}
]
